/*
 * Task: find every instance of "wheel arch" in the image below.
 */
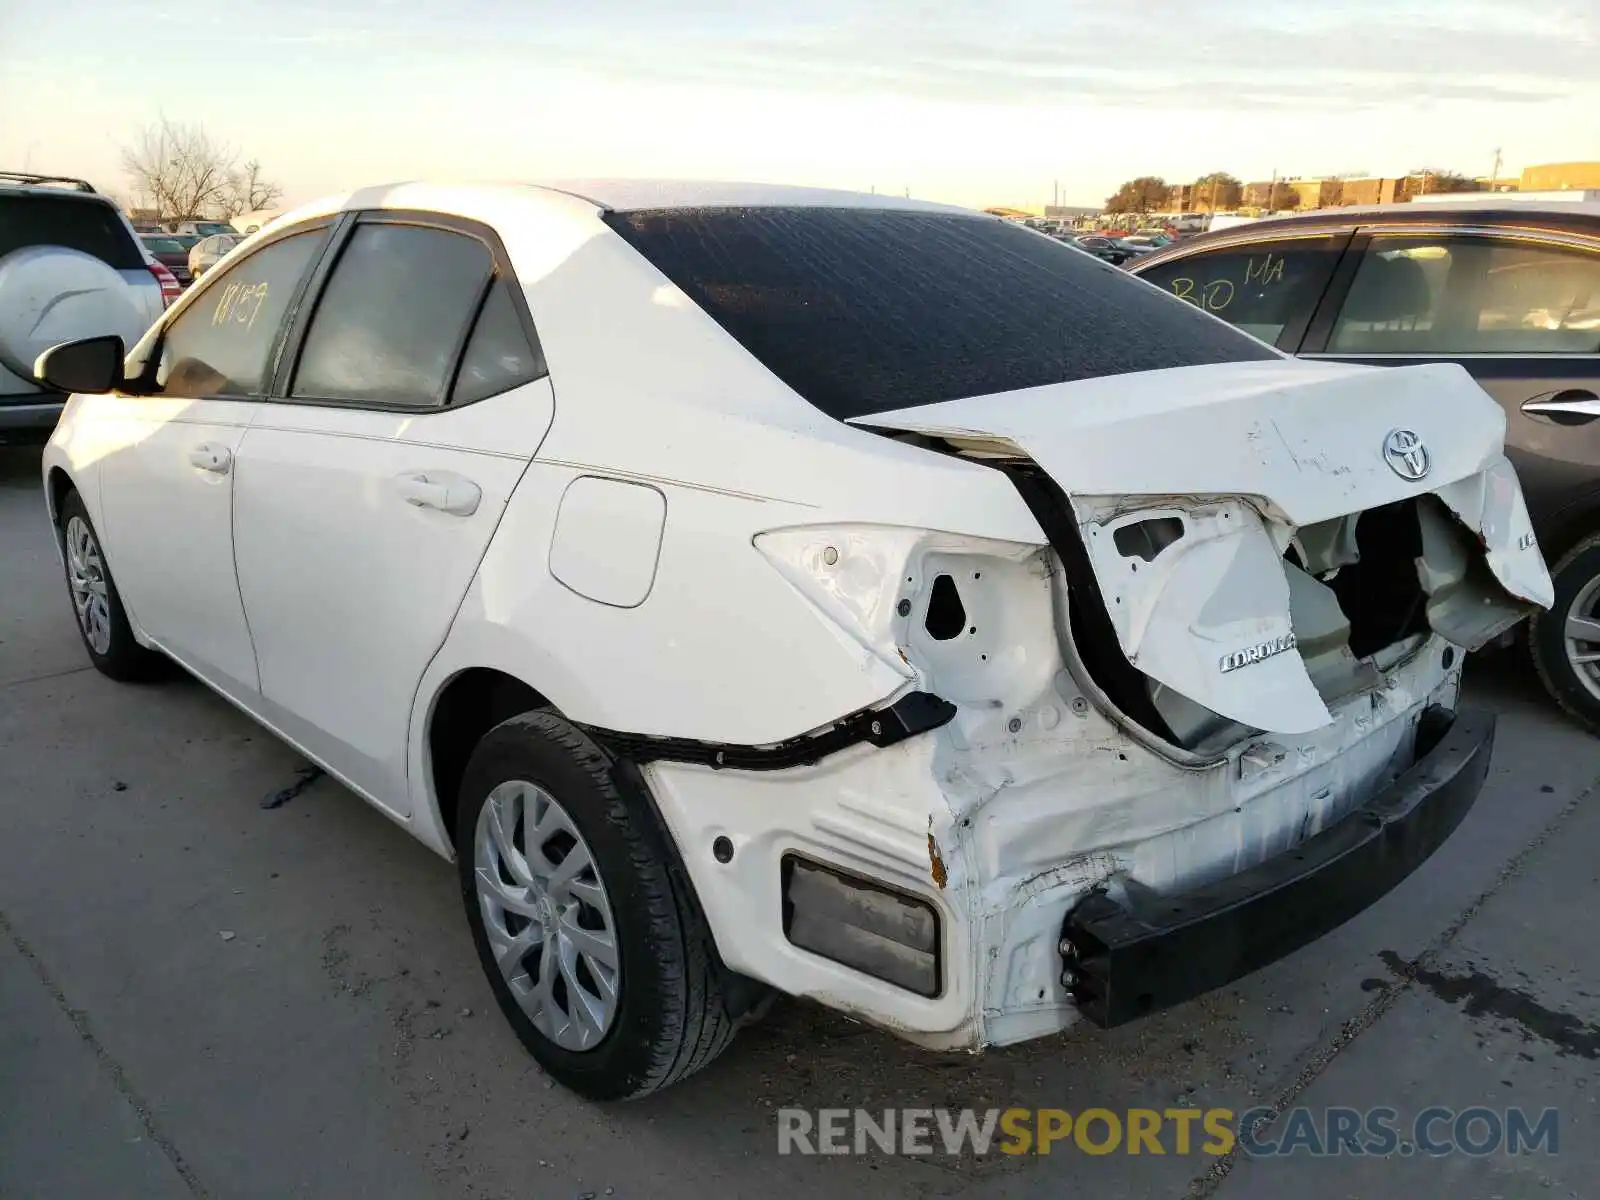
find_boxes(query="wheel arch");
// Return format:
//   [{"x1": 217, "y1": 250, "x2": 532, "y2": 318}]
[
  {"x1": 423, "y1": 666, "x2": 554, "y2": 854},
  {"x1": 1538, "y1": 488, "x2": 1600, "y2": 565},
  {"x1": 46, "y1": 465, "x2": 75, "y2": 526}
]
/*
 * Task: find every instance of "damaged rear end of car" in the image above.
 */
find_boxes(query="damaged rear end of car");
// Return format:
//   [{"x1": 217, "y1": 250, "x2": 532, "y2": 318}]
[
  {"x1": 603, "y1": 202, "x2": 1553, "y2": 1054},
  {"x1": 844, "y1": 356, "x2": 1551, "y2": 1040}
]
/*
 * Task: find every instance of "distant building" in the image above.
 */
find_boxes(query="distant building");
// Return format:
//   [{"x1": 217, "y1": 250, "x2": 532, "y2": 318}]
[
  {"x1": 1290, "y1": 178, "x2": 1343, "y2": 209},
  {"x1": 1162, "y1": 184, "x2": 1195, "y2": 213},
  {"x1": 1335, "y1": 178, "x2": 1401, "y2": 206},
  {"x1": 1519, "y1": 162, "x2": 1600, "y2": 191}
]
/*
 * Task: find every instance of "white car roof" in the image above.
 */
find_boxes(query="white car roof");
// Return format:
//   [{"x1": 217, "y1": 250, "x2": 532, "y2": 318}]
[
  {"x1": 527, "y1": 179, "x2": 972, "y2": 215},
  {"x1": 271, "y1": 180, "x2": 975, "y2": 229}
]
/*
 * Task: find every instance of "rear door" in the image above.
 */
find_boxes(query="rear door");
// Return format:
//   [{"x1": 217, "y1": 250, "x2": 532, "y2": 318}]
[
  {"x1": 1302, "y1": 227, "x2": 1600, "y2": 530},
  {"x1": 1132, "y1": 229, "x2": 1353, "y2": 350},
  {"x1": 231, "y1": 212, "x2": 553, "y2": 816}
]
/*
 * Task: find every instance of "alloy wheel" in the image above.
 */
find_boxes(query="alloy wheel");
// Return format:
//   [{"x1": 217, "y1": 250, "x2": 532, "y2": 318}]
[
  {"x1": 474, "y1": 780, "x2": 620, "y2": 1051},
  {"x1": 1565, "y1": 572, "x2": 1600, "y2": 705},
  {"x1": 64, "y1": 515, "x2": 112, "y2": 655}
]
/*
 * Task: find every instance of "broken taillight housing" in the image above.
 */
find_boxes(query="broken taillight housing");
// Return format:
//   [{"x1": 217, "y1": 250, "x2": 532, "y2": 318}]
[{"x1": 782, "y1": 855, "x2": 941, "y2": 997}]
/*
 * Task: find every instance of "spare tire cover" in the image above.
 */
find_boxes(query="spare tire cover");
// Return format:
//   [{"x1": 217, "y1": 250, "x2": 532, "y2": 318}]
[{"x1": 0, "y1": 246, "x2": 147, "y2": 379}]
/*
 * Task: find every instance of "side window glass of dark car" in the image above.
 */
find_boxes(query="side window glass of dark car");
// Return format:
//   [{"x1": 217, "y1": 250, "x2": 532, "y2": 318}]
[
  {"x1": 1329, "y1": 237, "x2": 1600, "y2": 355},
  {"x1": 153, "y1": 229, "x2": 327, "y2": 398},
  {"x1": 449, "y1": 279, "x2": 547, "y2": 405},
  {"x1": 291, "y1": 222, "x2": 493, "y2": 408},
  {"x1": 1471, "y1": 241, "x2": 1600, "y2": 353},
  {"x1": 1137, "y1": 240, "x2": 1342, "y2": 347}
]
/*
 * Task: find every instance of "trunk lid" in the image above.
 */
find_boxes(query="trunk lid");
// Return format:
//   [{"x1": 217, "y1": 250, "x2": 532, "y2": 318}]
[{"x1": 852, "y1": 359, "x2": 1553, "y2": 736}]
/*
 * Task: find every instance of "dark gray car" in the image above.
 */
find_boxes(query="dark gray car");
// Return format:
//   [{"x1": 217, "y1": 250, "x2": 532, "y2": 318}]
[{"x1": 1130, "y1": 201, "x2": 1600, "y2": 732}]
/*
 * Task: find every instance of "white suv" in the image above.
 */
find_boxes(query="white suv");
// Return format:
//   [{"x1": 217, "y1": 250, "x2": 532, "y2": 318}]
[
  {"x1": 1, "y1": 173, "x2": 172, "y2": 439},
  {"x1": 37, "y1": 181, "x2": 1552, "y2": 1100}
]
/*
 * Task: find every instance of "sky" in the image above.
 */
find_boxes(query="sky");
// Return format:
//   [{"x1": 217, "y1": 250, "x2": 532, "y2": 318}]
[{"x1": 2, "y1": 0, "x2": 1596, "y2": 212}]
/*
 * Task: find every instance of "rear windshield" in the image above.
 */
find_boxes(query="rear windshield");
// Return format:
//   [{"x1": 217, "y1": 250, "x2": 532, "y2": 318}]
[
  {"x1": 141, "y1": 236, "x2": 187, "y2": 254},
  {"x1": 605, "y1": 207, "x2": 1277, "y2": 419},
  {"x1": 1, "y1": 194, "x2": 144, "y2": 270}
]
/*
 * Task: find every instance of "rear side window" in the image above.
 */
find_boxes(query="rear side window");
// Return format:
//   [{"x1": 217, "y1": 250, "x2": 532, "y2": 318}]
[
  {"x1": 154, "y1": 229, "x2": 327, "y2": 398},
  {"x1": 0, "y1": 195, "x2": 143, "y2": 270},
  {"x1": 291, "y1": 222, "x2": 493, "y2": 407},
  {"x1": 606, "y1": 208, "x2": 1277, "y2": 420},
  {"x1": 1136, "y1": 238, "x2": 1344, "y2": 348},
  {"x1": 450, "y1": 280, "x2": 546, "y2": 405},
  {"x1": 1330, "y1": 235, "x2": 1600, "y2": 355}
]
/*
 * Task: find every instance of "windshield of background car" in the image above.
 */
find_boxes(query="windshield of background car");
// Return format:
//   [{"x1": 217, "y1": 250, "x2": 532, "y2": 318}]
[
  {"x1": 604, "y1": 206, "x2": 1278, "y2": 420},
  {"x1": 1, "y1": 195, "x2": 144, "y2": 270},
  {"x1": 142, "y1": 236, "x2": 186, "y2": 254}
]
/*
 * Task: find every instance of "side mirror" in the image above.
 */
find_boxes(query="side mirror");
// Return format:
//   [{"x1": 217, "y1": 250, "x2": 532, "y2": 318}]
[{"x1": 34, "y1": 335, "x2": 127, "y2": 395}]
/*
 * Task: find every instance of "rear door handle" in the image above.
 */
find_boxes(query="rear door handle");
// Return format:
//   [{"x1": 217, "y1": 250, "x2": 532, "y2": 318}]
[
  {"x1": 1521, "y1": 389, "x2": 1600, "y2": 426},
  {"x1": 393, "y1": 471, "x2": 481, "y2": 516},
  {"x1": 188, "y1": 443, "x2": 232, "y2": 474}
]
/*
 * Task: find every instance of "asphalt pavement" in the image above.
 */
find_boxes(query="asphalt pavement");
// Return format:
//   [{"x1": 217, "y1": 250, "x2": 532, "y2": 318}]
[{"x1": 1, "y1": 442, "x2": 1595, "y2": 1199}]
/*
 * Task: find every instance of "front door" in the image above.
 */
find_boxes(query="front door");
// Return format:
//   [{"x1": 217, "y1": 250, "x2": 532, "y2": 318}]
[
  {"x1": 231, "y1": 215, "x2": 553, "y2": 816},
  {"x1": 94, "y1": 224, "x2": 332, "y2": 697}
]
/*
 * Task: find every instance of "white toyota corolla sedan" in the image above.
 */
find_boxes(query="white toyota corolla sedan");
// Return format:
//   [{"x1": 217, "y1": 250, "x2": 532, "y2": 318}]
[{"x1": 37, "y1": 181, "x2": 1553, "y2": 1100}]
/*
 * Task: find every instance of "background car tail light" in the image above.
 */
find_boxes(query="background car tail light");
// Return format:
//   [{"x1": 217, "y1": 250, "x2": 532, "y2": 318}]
[
  {"x1": 782, "y1": 855, "x2": 941, "y2": 996},
  {"x1": 148, "y1": 261, "x2": 182, "y2": 307}
]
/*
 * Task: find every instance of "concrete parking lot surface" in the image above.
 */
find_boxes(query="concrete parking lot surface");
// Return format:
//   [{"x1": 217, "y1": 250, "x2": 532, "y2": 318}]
[{"x1": 1, "y1": 443, "x2": 1595, "y2": 1199}]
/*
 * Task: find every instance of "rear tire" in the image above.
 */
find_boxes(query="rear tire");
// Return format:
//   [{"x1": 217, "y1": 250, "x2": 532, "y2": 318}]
[
  {"x1": 455, "y1": 710, "x2": 740, "y2": 1100},
  {"x1": 1529, "y1": 531, "x2": 1600, "y2": 736},
  {"x1": 57, "y1": 490, "x2": 162, "y2": 682}
]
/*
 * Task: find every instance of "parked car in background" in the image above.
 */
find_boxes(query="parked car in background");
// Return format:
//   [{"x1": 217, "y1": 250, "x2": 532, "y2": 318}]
[
  {"x1": 165, "y1": 219, "x2": 237, "y2": 238},
  {"x1": 0, "y1": 171, "x2": 172, "y2": 440},
  {"x1": 139, "y1": 234, "x2": 195, "y2": 288},
  {"x1": 1130, "y1": 200, "x2": 1600, "y2": 732},
  {"x1": 1073, "y1": 234, "x2": 1138, "y2": 265},
  {"x1": 188, "y1": 232, "x2": 243, "y2": 279},
  {"x1": 38, "y1": 181, "x2": 1548, "y2": 1100}
]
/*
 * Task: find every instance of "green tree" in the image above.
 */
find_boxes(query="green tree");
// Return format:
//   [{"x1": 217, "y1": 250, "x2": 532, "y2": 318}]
[
  {"x1": 1193, "y1": 171, "x2": 1243, "y2": 211},
  {"x1": 1104, "y1": 176, "x2": 1169, "y2": 214}
]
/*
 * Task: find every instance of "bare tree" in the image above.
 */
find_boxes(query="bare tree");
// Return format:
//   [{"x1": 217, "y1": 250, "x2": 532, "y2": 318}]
[
  {"x1": 222, "y1": 159, "x2": 283, "y2": 219},
  {"x1": 121, "y1": 118, "x2": 281, "y2": 222}
]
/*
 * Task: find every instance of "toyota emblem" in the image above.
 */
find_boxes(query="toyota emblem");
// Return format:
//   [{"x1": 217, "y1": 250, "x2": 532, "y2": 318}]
[{"x1": 1383, "y1": 428, "x2": 1430, "y2": 481}]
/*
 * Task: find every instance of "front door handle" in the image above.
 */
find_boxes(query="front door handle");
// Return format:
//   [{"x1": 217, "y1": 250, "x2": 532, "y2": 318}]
[
  {"x1": 188, "y1": 443, "x2": 232, "y2": 474},
  {"x1": 1522, "y1": 389, "x2": 1600, "y2": 426},
  {"x1": 394, "y1": 471, "x2": 481, "y2": 516}
]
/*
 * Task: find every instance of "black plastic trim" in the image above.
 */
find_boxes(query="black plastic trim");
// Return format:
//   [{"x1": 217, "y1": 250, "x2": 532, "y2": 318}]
[
  {"x1": 581, "y1": 690, "x2": 957, "y2": 771},
  {"x1": 1062, "y1": 705, "x2": 1494, "y2": 1028}
]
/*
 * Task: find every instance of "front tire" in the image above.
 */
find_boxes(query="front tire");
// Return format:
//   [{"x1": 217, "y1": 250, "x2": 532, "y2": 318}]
[
  {"x1": 1529, "y1": 531, "x2": 1600, "y2": 735},
  {"x1": 57, "y1": 490, "x2": 162, "y2": 682},
  {"x1": 455, "y1": 710, "x2": 740, "y2": 1100}
]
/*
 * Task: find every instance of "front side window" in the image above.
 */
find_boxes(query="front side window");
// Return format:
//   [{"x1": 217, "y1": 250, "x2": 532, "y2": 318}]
[
  {"x1": 606, "y1": 207, "x2": 1276, "y2": 421},
  {"x1": 153, "y1": 229, "x2": 327, "y2": 398},
  {"x1": 291, "y1": 222, "x2": 493, "y2": 407},
  {"x1": 1136, "y1": 238, "x2": 1344, "y2": 347},
  {"x1": 1330, "y1": 235, "x2": 1600, "y2": 355}
]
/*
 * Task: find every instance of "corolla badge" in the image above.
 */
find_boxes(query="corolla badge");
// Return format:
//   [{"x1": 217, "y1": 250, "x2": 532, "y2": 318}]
[
  {"x1": 1383, "y1": 428, "x2": 1430, "y2": 481},
  {"x1": 1219, "y1": 633, "x2": 1297, "y2": 673}
]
